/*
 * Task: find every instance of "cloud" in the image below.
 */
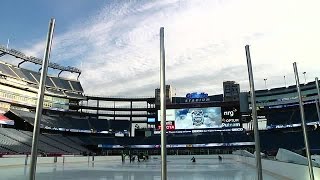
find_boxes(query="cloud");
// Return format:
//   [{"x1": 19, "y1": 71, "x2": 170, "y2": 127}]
[{"x1": 22, "y1": 0, "x2": 320, "y2": 97}]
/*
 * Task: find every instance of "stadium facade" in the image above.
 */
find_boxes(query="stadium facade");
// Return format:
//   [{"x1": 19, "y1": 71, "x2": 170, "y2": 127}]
[{"x1": 0, "y1": 44, "x2": 319, "y2": 156}]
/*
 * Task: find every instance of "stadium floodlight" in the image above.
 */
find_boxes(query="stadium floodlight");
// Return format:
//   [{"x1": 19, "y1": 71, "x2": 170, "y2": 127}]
[
  {"x1": 293, "y1": 62, "x2": 314, "y2": 180},
  {"x1": 160, "y1": 27, "x2": 167, "y2": 180},
  {"x1": 6, "y1": 39, "x2": 9, "y2": 49},
  {"x1": 29, "y1": 18, "x2": 55, "y2": 180},
  {"x1": 245, "y1": 45, "x2": 263, "y2": 180},
  {"x1": 303, "y1": 72, "x2": 307, "y2": 84}
]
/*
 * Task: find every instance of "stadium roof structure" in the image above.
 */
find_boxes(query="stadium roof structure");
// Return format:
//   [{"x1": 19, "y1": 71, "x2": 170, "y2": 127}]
[
  {"x1": 86, "y1": 95, "x2": 155, "y2": 102},
  {"x1": 0, "y1": 44, "x2": 81, "y2": 79}
]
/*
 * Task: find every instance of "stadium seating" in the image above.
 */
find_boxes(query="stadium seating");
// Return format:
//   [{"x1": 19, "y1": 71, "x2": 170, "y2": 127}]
[
  {"x1": 0, "y1": 61, "x2": 84, "y2": 95},
  {"x1": 0, "y1": 132, "x2": 31, "y2": 153},
  {"x1": 43, "y1": 134, "x2": 88, "y2": 153},
  {"x1": 0, "y1": 63, "x2": 19, "y2": 79},
  {"x1": 69, "y1": 80, "x2": 83, "y2": 92},
  {"x1": 0, "y1": 146, "x2": 14, "y2": 154},
  {"x1": 67, "y1": 136, "x2": 91, "y2": 145},
  {"x1": 50, "y1": 76, "x2": 73, "y2": 91},
  {"x1": 0, "y1": 128, "x2": 90, "y2": 154},
  {"x1": 258, "y1": 130, "x2": 320, "y2": 152},
  {"x1": 266, "y1": 103, "x2": 319, "y2": 126},
  {"x1": 11, "y1": 109, "x2": 130, "y2": 132}
]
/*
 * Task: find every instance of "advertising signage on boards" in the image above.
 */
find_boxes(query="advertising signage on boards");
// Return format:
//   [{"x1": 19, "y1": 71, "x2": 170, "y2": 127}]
[
  {"x1": 221, "y1": 106, "x2": 241, "y2": 128},
  {"x1": 98, "y1": 141, "x2": 253, "y2": 149}
]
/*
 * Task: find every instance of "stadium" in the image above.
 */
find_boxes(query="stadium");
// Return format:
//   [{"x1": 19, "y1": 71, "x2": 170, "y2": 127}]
[{"x1": 0, "y1": 42, "x2": 320, "y2": 180}]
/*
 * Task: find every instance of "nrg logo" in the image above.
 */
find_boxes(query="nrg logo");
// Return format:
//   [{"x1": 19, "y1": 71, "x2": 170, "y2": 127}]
[{"x1": 223, "y1": 108, "x2": 237, "y2": 117}]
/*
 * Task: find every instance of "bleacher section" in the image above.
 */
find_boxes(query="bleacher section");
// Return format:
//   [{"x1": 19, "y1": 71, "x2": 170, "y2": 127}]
[
  {"x1": 0, "y1": 146, "x2": 14, "y2": 154},
  {"x1": 10, "y1": 109, "x2": 130, "y2": 132},
  {"x1": 69, "y1": 80, "x2": 83, "y2": 92},
  {"x1": 0, "y1": 61, "x2": 84, "y2": 99},
  {"x1": 43, "y1": 134, "x2": 88, "y2": 152},
  {"x1": 259, "y1": 130, "x2": 320, "y2": 152},
  {"x1": 0, "y1": 128, "x2": 90, "y2": 154},
  {"x1": 0, "y1": 63, "x2": 18, "y2": 78},
  {"x1": 264, "y1": 103, "x2": 319, "y2": 126},
  {"x1": 0, "y1": 132, "x2": 31, "y2": 153},
  {"x1": 50, "y1": 76, "x2": 73, "y2": 91},
  {"x1": 67, "y1": 136, "x2": 91, "y2": 146}
]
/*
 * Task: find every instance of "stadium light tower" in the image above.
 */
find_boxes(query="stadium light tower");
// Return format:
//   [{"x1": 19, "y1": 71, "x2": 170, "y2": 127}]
[
  {"x1": 6, "y1": 39, "x2": 10, "y2": 49},
  {"x1": 263, "y1": 78, "x2": 267, "y2": 89},
  {"x1": 303, "y1": 72, "x2": 307, "y2": 84}
]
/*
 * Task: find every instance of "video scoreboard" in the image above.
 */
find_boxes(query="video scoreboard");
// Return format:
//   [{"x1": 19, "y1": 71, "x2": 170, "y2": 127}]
[{"x1": 155, "y1": 105, "x2": 241, "y2": 134}]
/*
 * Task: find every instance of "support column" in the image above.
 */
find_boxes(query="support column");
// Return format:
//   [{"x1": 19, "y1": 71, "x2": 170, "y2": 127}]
[{"x1": 315, "y1": 77, "x2": 320, "y2": 123}]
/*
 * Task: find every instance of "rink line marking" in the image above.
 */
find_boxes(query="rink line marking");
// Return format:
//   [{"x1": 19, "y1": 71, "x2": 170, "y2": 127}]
[{"x1": 0, "y1": 160, "x2": 119, "y2": 168}]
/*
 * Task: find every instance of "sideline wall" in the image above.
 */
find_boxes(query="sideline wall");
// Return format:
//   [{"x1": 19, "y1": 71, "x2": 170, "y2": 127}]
[
  {"x1": 0, "y1": 155, "x2": 121, "y2": 167},
  {"x1": 234, "y1": 155, "x2": 320, "y2": 179}
]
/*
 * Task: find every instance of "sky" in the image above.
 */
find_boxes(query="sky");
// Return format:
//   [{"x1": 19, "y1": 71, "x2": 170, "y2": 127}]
[{"x1": 1, "y1": 0, "x2": 320, "y2": 97}]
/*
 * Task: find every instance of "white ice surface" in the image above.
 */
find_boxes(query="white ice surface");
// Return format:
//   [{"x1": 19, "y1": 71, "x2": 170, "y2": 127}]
[{"x1": 0, "y1": 156, "x2": 284, "y2": 180}]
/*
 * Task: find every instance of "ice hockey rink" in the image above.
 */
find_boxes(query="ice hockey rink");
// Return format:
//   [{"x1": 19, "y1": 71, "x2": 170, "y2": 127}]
[{"x1": 0, "y1": 156, "x2": 285, "y2": 180}]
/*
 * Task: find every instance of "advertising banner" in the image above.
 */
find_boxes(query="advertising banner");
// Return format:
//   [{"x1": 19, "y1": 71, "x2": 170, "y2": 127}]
[{"x1": 0, "y1": 114, "x2": 14, "y2": 125}]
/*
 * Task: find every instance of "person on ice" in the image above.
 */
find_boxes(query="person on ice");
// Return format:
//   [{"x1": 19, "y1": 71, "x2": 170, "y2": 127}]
[
  {"x1": 218, "y1": 155, "x2": 222, "y2": 162},
  {"x1": 121, "y1": 153, "x2": 125, "y2": 163},
  {"x1": 191, "y1": 156, "x2": 196, "y2": 162}
]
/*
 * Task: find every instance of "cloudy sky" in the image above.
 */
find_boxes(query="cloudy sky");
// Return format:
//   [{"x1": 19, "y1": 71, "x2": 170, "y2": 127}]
[{"x1": 1, "y1": 0, "x2": 320, "y2": 97}]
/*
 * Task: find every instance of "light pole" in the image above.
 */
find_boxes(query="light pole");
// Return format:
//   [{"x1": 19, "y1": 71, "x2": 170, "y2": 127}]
[
  {"x1": 293, "y1": 63, "x2": 314, "y2": 180},
  {"x1": 245, "y1": 45, "x2": 263, "y2": 180},
  {"x1": 160, "y1": 27, "x2": 167, "y2": 180},
  {"x1": 264, "y1": 78, "x2": 267, "y2": 89},
  {"x1": 284, "y1": 76, "x2": 287, "y2": 87},
  {"x1": 29, "y1": 18, "x2": 55, "y2": 180},
  {"x1": 303, "y1": 72, "x2": 307, "y2": 84}
]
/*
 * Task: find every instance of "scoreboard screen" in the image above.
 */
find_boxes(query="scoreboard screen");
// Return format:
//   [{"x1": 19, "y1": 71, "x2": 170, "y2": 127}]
[{"x1": 156, "y1": 106, "x2": 240, "y2": 132}]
